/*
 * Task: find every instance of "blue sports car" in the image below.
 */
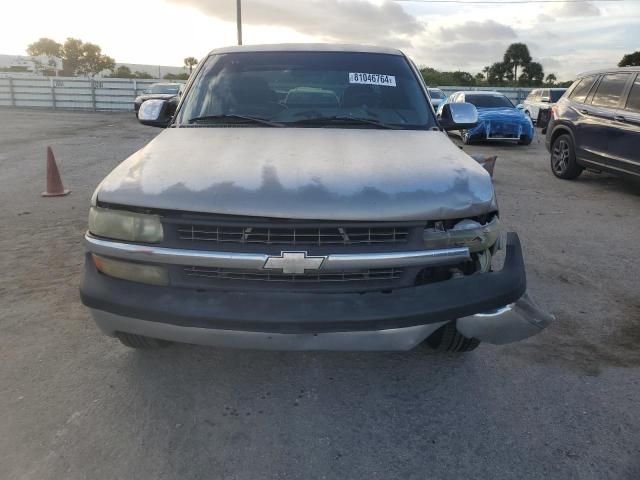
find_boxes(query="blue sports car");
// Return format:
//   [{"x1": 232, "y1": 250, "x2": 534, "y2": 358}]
[{"x1": 438, "y1": 91, "x2": 534, "y2": 145}]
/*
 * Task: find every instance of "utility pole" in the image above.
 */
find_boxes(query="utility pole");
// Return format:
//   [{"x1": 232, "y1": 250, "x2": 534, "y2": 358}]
[{"x1": 237, "y1": 0, "x2": 243, "y2": 45}]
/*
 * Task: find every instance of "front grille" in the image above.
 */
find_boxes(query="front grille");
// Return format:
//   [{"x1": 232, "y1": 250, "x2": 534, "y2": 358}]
[
  {"x1": 184, "y1": 266, "x2": 403, "y2": 283},
  {"x1": 176, "y1": 224, "x2": 409, "y2": 246}
]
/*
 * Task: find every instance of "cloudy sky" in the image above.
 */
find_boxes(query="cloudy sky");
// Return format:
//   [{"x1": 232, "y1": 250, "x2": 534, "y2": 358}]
[{"x1": 2, "y1": 0, "x2": 638, "y2": 80}]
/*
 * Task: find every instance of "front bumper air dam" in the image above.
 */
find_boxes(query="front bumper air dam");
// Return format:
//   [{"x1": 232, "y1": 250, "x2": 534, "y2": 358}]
[
  {"x1": 80, "y1": 232, "x2": 552, "y2": 350},
  {"x1": 457, "y1": 293, "x2": 553, "y2": 345}
]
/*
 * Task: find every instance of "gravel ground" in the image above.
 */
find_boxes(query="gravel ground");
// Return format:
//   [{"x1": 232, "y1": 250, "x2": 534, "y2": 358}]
[{"x1": 1, "y1": 108, "x2": 639, "y2": 480}]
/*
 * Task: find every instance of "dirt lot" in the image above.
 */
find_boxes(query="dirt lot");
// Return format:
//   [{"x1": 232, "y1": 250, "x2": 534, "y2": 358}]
[{"x1": 1, "y1": 108, "x2": 639, "y2": 480}]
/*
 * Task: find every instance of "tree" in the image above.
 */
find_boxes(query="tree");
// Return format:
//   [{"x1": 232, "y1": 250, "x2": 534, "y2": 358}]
[
  {"x1": 183, "y1": 56, "x2": 198, "y2": 74},
  {"x1": 134, "y1": 71, "x2": 153, "y2": 79},
  {"x1": 60, "y1": 38, "x2": 83, "y2": 76},
  {"x1": 474, "y1": 72, "x2": 485, "y2": 83},
  {"x1": 34, "y1": 37, "x2": 115, "y2": 76},
  {"x1": 27, "y1": 38, "x2": 62, "y2": 75},
  {"x1": 420, "y1": 67, "x2": 477, "y2": 86},
  {"x1": 450, "y1": 71, "x2": 475, "y2": 86},
  {"x1": 503, "y1": 43, "x2": 531, "y2": 83},
  {"x1": 545, "y1": 73, "x2": 557, "y2": 86},
  {"x1": 487, "y1": 62, "x2": 510, "y2": 85},
  {"x1": 521, "y1": 61, "x2": 544, "y2": 86},
  {"x1": 75, "y1": 42, "x2": 115, "y2": 76},
  {"x1": 618, "y1": 51, "x2": 640, "y2": 67},
  {"x1": 164, "y1": 72, "x2": 189, "y2": 80},
  {"x1": 109, "y1": 66, "x2": 133, "y2": 78}
]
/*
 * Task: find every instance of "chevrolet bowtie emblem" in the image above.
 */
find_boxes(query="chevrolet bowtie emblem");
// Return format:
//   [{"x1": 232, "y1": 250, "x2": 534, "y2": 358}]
[{"x1": 263, "y1": 251, "x2": 325, "y2": 275}]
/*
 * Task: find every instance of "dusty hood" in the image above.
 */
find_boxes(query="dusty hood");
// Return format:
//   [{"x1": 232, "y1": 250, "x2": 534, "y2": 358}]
[
  {"x1": 97, "y1": 128, "x2": 495, "y2": 221},
  {"x1": 137, "y1": 93, "x2": 177, "y2": 101}
]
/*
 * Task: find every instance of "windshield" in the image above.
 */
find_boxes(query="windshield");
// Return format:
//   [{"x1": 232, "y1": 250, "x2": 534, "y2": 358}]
[
  {"x1": 147, "y1": 84, "x2": 180, "y2": 94},
  {"x1": 465, "y1": 94, "x2": 514, "y2": 108},
  {"x1": 428, "y1": 88, "x2": 445, "y2": 99},
  {"x1": 550, "y1": 89, "x2": 566, "y2": 102},
  {"x1": 176, "y1": 51, "x2": 435, "y2": 129}
]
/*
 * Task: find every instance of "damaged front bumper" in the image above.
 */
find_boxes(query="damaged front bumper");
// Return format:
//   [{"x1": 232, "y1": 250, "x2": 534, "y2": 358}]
[
  {"x1": 457, "y1": 293, "x2": 553, "y2": 345},
  {"x1": 80, "y1": 233, "x2": 552, "y2": 351}
]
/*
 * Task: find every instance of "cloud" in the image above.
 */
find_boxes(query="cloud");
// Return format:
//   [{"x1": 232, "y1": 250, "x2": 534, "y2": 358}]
[
  {"x1": 412, "y1": 39, "x2": 511, "y2": 69},
  {"x1": 537, "y1": 13, "x2": 555, "y2": 23},
  {"x1": 438, "y1": 20, "x2": 517, "y2": 42},
  {"x1": 172, "y1": 0, "x2": 424, "y2": 45},
  {"x1": 537, "y1": 56, "x2": 562, "y2": 69},
  {"x1": 410, "y1": 20, "x2": 516, "y2": 71},
  {"x1": 164, "y1": 0, "x2": 638, "y2": 81},
  {"x1": 553, "y1": 1, "x2": 601, "y2": 17}
]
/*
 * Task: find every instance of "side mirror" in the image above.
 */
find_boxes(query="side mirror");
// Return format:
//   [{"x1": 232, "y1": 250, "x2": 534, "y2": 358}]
[
  {"x1": 516, "y1": 104, "x2": 525, "y2": 110},
  {"x1": 541, "y1": 97, "x2": 550, "y2": 103},
  {"x1": 438, "y1": 102, "x2": 478, "y2": 131},
  {"x1": 138, "y1": 98, "x2": 177, "y2": 127}
]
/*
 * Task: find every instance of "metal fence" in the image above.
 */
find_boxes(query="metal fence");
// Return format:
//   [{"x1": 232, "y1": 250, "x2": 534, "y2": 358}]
[
  {"x1": 0, "y1": 75, "x2": 183, "y2": 112},
  {"x1": 0, "y1": 75, "x2": 533, "y2": 112}
]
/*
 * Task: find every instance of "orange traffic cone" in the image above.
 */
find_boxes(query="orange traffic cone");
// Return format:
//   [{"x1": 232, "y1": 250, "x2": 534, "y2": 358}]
[{"x1": 42, "y1": 146, "x2": 70, "y2": 197}]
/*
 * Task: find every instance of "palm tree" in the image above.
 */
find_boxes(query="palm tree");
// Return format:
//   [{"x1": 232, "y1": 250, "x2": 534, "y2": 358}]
[
  {"x1": 503, "y1": 43, "x2": 531, "y2": 83},
  {"x1": 545, "y1": 73, "x2": 557, "y2": 86},
  {"x1": 184, "y1": 57, "x2": 198, "y2": 74}
]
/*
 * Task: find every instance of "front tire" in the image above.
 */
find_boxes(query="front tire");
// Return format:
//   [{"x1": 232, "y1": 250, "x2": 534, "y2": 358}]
[
  {"x1": 426, "y1": 322, "x2": 480, "y2": 353},
  {"x1": 115, "y1": 332, "x2": 172, "y2": 349},
  {"x1": 551, "y1": 133, "x2": 583, "y2": 179},
  {"x1": 518, "y1": 135, "x2": 532, "y2": 145}
]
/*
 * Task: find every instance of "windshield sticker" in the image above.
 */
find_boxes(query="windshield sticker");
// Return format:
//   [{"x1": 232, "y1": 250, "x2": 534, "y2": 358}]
[{"x1": 349, "y1": 72, "x2": 396, "y2": 87}]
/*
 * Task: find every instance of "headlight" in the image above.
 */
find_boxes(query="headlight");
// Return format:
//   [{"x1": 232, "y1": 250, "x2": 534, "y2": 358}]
[
  {"x1": 88, "y1": 206, "x2": 163, "y2": 243},
  {"x1": 423, "y1": 216, "x2": 501, "y2": 252},
  {"x1": 92, "y1": 254, "x2": 169, "y2": 286}
]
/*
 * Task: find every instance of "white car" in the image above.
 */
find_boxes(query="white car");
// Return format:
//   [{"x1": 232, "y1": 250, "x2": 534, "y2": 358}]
[
  {"x1": 427, "y1": 87, "x2": 447, "y2": 110},
  {"x1": 521, "y1": 88, "x2": 567, "y2": 123}
]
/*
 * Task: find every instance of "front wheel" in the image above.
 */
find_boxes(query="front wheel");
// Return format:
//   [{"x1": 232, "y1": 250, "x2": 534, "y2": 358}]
[
  {"x1": 518, "y1": 135, "x2": 532, "y2": 145},
  {"x1": 426, "y1": 322, "x2": 480, "y2": 353},
  {"x1": 551, "y1": 133, "x2": 583, "y2": 179}
]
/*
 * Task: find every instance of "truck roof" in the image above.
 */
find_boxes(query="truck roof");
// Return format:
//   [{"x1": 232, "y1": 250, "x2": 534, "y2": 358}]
[{"x1": 208, "y1": 43, "x2": 404, "y2": 57}]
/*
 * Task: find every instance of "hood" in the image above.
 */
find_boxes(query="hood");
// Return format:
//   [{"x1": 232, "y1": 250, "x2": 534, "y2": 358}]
[
  {"x1": 96, "y1": 128, "x2": 495, "y2": 221},
  {"x1": 477, "y1": 107, "x2": 529, "y2": 123},
  {"x1": 136, "y1": 93, "x2": 177, "y2": 102}
]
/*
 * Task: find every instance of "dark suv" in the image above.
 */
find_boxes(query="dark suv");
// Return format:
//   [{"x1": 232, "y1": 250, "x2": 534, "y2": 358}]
[{"x1": 545, "y1": 67, "x2": 640, "y2": 179}]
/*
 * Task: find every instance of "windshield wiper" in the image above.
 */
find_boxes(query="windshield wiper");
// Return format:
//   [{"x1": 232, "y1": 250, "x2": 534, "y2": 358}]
[
  {"x1": 287, "y1": 115, "x2": 400, "y2": 130},
  {"x1": 187, "y1": 114, "x2": 284, "y2": 127}
]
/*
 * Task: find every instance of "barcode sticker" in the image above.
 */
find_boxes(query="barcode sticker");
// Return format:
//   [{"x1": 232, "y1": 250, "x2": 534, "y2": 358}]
[{"x1": 349, "y1": 72, "x2": 396, "y2": 87}]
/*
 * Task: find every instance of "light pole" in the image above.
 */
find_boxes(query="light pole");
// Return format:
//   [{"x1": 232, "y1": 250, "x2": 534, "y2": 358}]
[{"x1": 236, "y1": 0, "x2": 243, "y2": 46}]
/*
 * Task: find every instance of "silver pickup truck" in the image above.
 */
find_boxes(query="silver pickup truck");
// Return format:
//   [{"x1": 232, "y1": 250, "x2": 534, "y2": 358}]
[{"x1": 80, "y1": 44, "x2": 552, "y2": 352}]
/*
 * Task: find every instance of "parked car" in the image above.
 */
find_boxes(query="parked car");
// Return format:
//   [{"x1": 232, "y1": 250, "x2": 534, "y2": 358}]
[
  {"x1": 427, "y1": 87, "x2": 447, "y2": 110},
  {"x1": 80, "y1": 44, "x2": 552, "y2": 352},
  {"x1": 133, "y1": 83, "x2": 182, "y2": 116},
  {"x1": 521, "y1": 88, "x2": 567, "y2": 123},
  {"x1": 439, "y1": 91, "x2": 535, "y2": 145},
  {"x1": 545, "y1": 67, "x2": 640, "y2": 179}
]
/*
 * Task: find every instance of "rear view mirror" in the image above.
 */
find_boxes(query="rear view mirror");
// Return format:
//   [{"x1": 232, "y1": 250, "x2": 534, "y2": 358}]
[
  {"x1": 438, "y1": 103, "x2": 478, "y2": 131},
  {"x1": 138, "y1": 98, "x2": 177, "y2": 127}
]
